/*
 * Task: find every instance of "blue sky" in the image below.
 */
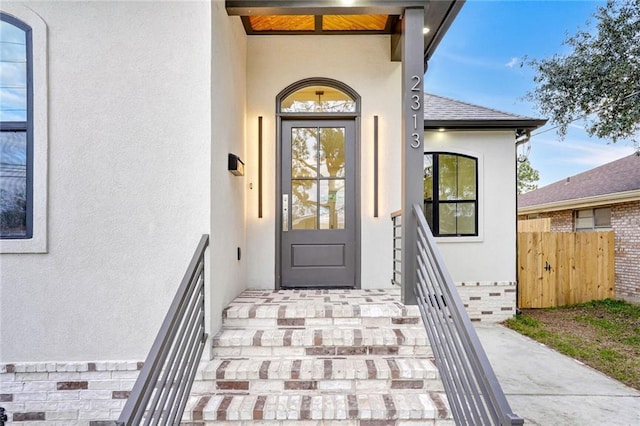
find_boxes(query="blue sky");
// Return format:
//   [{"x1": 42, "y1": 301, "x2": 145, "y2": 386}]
[{"x1": 424, "y1": 0, "x2": 637, "y2": 187}]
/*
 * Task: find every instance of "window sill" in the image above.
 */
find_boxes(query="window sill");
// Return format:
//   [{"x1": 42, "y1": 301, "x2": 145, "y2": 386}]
[
  {"x1": 434, "y1": 235, "x2": 483, "y2": 243},
  {"x1": 0, "y1": 235, "x2": 47, "y2": 253}
]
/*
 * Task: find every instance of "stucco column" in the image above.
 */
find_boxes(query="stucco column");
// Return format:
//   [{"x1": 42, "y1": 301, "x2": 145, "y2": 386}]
[{"x1": 401, "y1": 7, "x2": 425, "y2": 305}]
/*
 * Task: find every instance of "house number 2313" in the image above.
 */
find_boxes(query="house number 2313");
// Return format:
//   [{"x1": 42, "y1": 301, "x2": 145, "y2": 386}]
[{"x1": 409, "y1": 75, "x2": 422, "y2": 149}]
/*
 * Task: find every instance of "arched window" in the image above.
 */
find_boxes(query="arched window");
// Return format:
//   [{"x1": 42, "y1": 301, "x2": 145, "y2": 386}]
[
  {"x1": 0, "y1": 6, "x2": 47, "y2": 253},
  {"x1": 424, "y1": 153, "x2": 478, "y2": 236},
  {"x1": 0, "y1": 13, "x2": 32, "y2": 239},
  {"x1": 278, "y1": 78, "x2": 359, "y2": 114}
]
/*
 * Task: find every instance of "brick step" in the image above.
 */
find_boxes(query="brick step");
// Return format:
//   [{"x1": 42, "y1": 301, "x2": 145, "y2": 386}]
[
  {"x1": 185, "y1": 289, "x2": 451, "y2": 425},
  {"x1": 223, "y1": 301, "x2": 420, "y2": 324},
  {"x1": 182, "y1": 392, "x2": 451, "y2": 424},
  {"x1": 190, "y1": 357, "x2": 443, "y2": 395},
  {"x1": 198, "y1": 357, "x2": 438, "y2": 381},
  {"x1": 212, "y1": 327, "x2": 429, "y2": 349}
]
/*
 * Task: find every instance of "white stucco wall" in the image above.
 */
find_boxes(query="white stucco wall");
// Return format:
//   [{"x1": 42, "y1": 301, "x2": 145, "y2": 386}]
[
  {"x1": 208, "y1": 5, "x2": 247, "y2": 335},
  {"x1": 424, "y1": 130, "x2": 518, "y2": 284},
  {"x1": 0, "y1": 1, "x2": 212, "y2": 362},
  {"x1": 244, "y1": 35, "x2": 401, "y2": 290}
]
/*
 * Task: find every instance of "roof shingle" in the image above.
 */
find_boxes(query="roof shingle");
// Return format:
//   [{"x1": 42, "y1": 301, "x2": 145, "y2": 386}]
[
  {"x1": 519, "y1": 153, "x2": 640, "y2": 208},
  {"x1": 423, "y1": 93, "x2": 546, "y2": 130}
]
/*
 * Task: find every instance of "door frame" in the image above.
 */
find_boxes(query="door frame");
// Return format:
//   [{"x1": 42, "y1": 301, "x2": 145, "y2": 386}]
[{"x1": 275, "y1": 77, "x2": 361, "y2": 289}]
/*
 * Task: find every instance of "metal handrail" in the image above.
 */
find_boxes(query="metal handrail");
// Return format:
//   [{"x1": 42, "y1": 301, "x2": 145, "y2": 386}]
[
  {"x1": 391, "y1": 210, "x2": 402, "y2": 286},
  {"x1": 395, "y1": 206, "x2": 522, "y2": 425},
  {"x1": 117, "y1": 234, "x2": 210, "y2": 426}
]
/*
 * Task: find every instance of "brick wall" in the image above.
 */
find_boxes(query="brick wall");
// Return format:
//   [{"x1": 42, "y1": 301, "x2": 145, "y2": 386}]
[
  {"x1": 456, "y1": 281, "x2": 517, "y2": 322},
  {"x1": 0, "y1": 361, "x2": 141, "y2": 425},
  {"x1": 611, "y1": 201, "x2": 640, "y2": 303},
  {"x1": 543, "y1": 210, "x2": 573, "y2": 231}
]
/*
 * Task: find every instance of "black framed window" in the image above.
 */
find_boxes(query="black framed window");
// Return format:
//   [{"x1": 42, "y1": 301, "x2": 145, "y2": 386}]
[
  {"x1": 424, "y1": 153, "x2": 478, "y2": 237},
  {"x1": 0, "y1": 13, "x2": 32, "y2": 239}
]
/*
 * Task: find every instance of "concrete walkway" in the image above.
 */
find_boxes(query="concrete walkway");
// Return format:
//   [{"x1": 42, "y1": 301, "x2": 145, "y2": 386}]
[{"x1": 475, "y1": 324, "x2": 640, "y2": 426}]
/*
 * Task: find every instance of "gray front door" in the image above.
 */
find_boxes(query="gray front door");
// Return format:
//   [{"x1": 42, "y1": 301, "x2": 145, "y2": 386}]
[{"x1": 280, "y1": 120, "x2": 357, "y2": 288}]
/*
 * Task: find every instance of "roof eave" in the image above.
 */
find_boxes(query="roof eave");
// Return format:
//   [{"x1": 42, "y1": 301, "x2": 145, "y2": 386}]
[
  {"x1": 518, "y1": 189, "x2": 640, "y2": 214},
  {"x1": 423, "y1": 0, "x2": 465, "y2": 64},
  {"x1": 424, "y1": 118, "x2": 547, "y2": 131}
]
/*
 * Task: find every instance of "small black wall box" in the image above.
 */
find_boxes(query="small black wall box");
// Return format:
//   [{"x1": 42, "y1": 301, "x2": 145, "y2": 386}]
[{"x1": 228, "y1": 153, "x2": 244, "y2": 176}]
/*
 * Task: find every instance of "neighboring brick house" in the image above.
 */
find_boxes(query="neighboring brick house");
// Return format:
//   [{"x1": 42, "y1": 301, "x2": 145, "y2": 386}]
[{"x1": 518, "y1": 153, "x2": 640, "y2": 303}]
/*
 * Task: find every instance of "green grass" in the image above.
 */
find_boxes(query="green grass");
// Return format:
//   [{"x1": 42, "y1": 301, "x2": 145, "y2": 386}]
[{"x1": 504, "y1": 299, "x2": 640, "y2": 390}]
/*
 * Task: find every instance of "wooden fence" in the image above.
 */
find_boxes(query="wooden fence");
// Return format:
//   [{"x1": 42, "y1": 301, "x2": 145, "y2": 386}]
[
  {"x1": 517, "y1": 218, "x2": 550, "y2": 232},
  {"x1": 518, "y1": 231, "x2": 615, "y2": 308}
]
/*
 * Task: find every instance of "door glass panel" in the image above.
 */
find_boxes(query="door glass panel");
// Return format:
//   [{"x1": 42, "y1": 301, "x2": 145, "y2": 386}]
[
  {"x1": 319, "y1": 127, "x2": 345, "y2": 178},
  {"x1": 320, "y1": 180, "x2": 345, "y2": 229},
  {"x1": 291, "y1": 127, "x2": 318, "y2": 178},
  {"x1": 292, "y1": 180, "x2": 317, "y2": 230}
]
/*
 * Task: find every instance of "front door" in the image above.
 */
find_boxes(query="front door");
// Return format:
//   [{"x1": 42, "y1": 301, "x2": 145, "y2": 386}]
[{"x1": 280, "y1": 120, "x2": 357, "y2": 288}]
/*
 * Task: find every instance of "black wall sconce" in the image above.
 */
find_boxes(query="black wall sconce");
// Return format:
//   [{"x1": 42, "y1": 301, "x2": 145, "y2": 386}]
[{"x1": 228, "y1": 153, "x2": 244, "y2": 176}]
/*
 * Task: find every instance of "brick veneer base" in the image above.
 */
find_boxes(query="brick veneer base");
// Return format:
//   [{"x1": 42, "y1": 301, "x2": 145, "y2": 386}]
[
  {"x1": 457, "y1": 281, "x2": 517, "y2": 323},
  {"x1": 0, "y1": 360, "x2": 141, "y2": 425}
]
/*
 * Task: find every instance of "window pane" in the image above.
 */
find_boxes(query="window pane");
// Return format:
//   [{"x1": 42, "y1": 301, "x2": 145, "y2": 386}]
[
  {"x1": 575, "y1": 217, "x2": 593, "y2": 230},
  {"x1": 438, "y1": 203, "x2": 457, "y2": 235},
  {"x1": 438, "y1": 154, "x2": 458, "y2": 200},
  {"x1": 292, "y1": 180, "x2": 317, "y2": 230},
  {"x1": 0, "y1": 19, "x2": 27, "y2": 121},
  {"x1": 457, "y1": 156, "x2": 476, "y2": 200},
  {"x1": 423, "y1": 154, "x2": 433, "y2": 201},
  {"x1": 457, "y1": 203, "x2": 476, "y2": 234},
  {"x1": 281, "y1": 85, "x2": 356, "y2": 113},
  {"x1": 438, "y1": 202, "x2": 476, "y2": 236},
  {"x1": 594, "y1": 207, "x2": 611, "y2": 227},
  {"x1": 0, "y1": 130, "x2": 27, "y2": 237},
  {"x1": 319, "y1": 127, "x2": 345, "y2": 178},
  {"x1": 291, "y1": 127, "x2": 318, "y2": 178},
  {"x1": 577, "y1": 209, "x2": 593, "y2": 218},
  {"x1": 424, "y1": 201, "x2": 434, "y2": 232},
  {"x1": 320, "y1": 179, "x2": 345, "y2": 229}
]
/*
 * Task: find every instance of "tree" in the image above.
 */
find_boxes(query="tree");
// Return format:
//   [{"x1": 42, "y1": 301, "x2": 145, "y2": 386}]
[
  {"x1": 517, "y1": 155, "x2": 540, "y2": 194},
  {"x1": 526, "y1": 0, "x2": 640, "y2": 145}
]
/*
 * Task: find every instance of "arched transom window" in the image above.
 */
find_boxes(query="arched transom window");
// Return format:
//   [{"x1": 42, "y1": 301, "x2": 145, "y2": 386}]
[{"x1": 279, "y1": 83, "x2": 357, "y2": 113}]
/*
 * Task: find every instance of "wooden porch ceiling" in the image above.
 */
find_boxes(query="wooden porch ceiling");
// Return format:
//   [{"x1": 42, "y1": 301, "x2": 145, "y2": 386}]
[
  {"x1": 226, "y1": 0, "x2": 465, "y2": 63},
  {"x1": 245, "y1": 14, "x2": 397, "y2": 34}
]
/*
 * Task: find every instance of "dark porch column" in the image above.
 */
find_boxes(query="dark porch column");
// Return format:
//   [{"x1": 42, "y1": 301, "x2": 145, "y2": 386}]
[{"x1": 401, "y1": 7, "x2": 424, "y2": 305}]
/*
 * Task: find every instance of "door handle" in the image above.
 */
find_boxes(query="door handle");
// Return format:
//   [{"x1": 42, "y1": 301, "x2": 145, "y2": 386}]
[{"x1": 282, "y1": 194, "x2": 289, "y2": 232}]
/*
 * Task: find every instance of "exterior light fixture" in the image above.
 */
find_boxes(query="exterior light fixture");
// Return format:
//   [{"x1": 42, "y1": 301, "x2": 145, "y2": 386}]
[
  {"x1": 423, "y1": 27, "x2": 430, "y2": 34},
  {"x1": 438, "y1": 128, "x2": 446, "y2": 132},
  {"x1": 228, "y1": 153, "x2": 245, "y2": 176}
]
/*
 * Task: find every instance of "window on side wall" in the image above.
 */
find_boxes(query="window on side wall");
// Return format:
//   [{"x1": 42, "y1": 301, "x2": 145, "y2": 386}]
[
  {"x1": 574, "y1": 207, "x2": 611, "y2": 231},
  {"x1": 0, "y1": 8, "x2": 47, "y2": 253},
  {"x1": 424, "y1": 153, "x2": 478, "y2": 237},
  {"x1": 1, "y1": 13, "x2": 31, "y2": 238}
]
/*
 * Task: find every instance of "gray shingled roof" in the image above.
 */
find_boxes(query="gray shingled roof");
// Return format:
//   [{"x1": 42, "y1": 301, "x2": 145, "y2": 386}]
[
  {"x1": 424, "y1": 93, "x2": 546, "y2": 130},
  {"x1": 519, "y1": 153, "x2": 640, "y2": 208}
]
